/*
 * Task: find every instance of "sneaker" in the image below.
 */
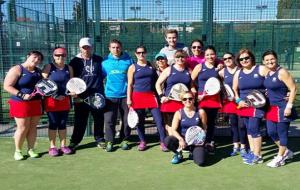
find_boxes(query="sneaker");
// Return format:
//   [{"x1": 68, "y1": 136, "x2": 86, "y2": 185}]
[
  {"x1": 48, "y1": 147, "x2": 59, "y2": 157},
  {"x1": 160, "y1": 142, "x2": 169, "y2": 152},
  {"x1": 97, "y1": 141, "x2": 106, "y2": 149},
  {"x1": 171, "y1": 152, "x2": 183, "y2": 164},
  {"x1": 106, "y1": 142, "x2": 113, "y2": 152},
  {"x1": 244, "y1": 155, "x2": 263, "y2": 165},
  {"x1": 188, "y1": 152, "x2": 193, "y2": 160},
  {"x1": 240, "y1": 148, "x2": 248, "y2": 157},
  {"x1": 137, "y1": 141, "x2": 147, "y2": 151},
  {"x1": 60, "y1": 147, "x2": 72, "y2": 155},
  {"x1": 68, "y1": 142, "x2": 78, "y2": 153},
  {"x1": 242, "y1": 151, "x2": 254, "y2": 161},
  {"x1": 267, "y1": 155, "x2": 285, "y2": 168},
  {"x1": 206, "y1": 143, "x2": 215, "y2": 155},
  {"x1": 120, "y1": 141, "x2": 129, "y2": 150},
  {"x1": 283, "y1": 149, "x2": 294, "y2": 160},
  {"x1": 230, "y1": 148, "x2": 240, "y2": 157},
  {"x1": 14, "y1": 151, "x2": 24, "y2": 161},
  {"x1": 28, "y1": 149, "x2": 39, "y2": 158}
]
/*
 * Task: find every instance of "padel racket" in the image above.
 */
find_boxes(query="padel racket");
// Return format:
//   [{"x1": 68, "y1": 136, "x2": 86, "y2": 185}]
[
  {"x1": 185, "y1": 126, "x2": 206, "y2": 146},
  {"x1": 168, "y1": 83, "x2": 189, "y2": 101},
  {"x1": 128, "y1": 107, "x2": 139, "y2": 128},
  {"x1": 204, "y1": 77, "x2": 221, "y2": 96},
  {"x1": 66, "y1": 77, "x2": 87, "y2": 94},
  {"x1": 238, "y1": 90, "x2": 266, "y2": 109},
  {"x1": 223, "y1": 83, "x2": 235, "y2": 101},
  {"x1": 31, "y1": 79, "x2": 58, "y2": 97},
  {"x1": 84, "y1": 93, "x2": 105, "y2": 109}
]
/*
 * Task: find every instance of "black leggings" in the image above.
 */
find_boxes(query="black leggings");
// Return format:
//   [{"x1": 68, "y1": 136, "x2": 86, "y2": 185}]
[
  {"x1": 164, "y1": 136, "x2": 205, "y2": 166},
  {"x1": 203, "y1": 108, "x2": 218, "y2": 143}
]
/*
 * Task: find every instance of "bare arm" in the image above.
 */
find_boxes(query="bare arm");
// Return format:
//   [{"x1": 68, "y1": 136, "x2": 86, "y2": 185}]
[
  {"x1": 232, "y1": 69, "x2": 248, "y2": 108},
  {"x1": 199, "y1": 109, "x2": 207, "y2": 131},
  {"x1": 171, "y1": 111, "x2": 186, "y2": 149},
  {"x1": 279, "y1": 68, "x2": 297, "y2": 116},
  {"x1": 126, "y1": 65, "x2": 135, "y2": 106},
  {"x1": 259, "y1": 65, "x2": 269, "y2": 77},
  {"x1": 155, "y1": 66, "x2": 171, "y2": 103},
  {"x1": 41, "y1": 64, "x2": 51, "y2": 78},
  {"x1": 191, "y1": 64, "x2": 201, "y2": 95},
  {"x1": 218, "y1": 68, "x2": 225, "y2": 79}
]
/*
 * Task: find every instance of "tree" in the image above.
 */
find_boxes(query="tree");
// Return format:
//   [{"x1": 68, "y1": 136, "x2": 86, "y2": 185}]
[
  {"x1": 277, "y1": 0, "x2": 300, "y2": 19},
  {"x1": 72, "y1": 1, "x2": 82, "y2": 21}
]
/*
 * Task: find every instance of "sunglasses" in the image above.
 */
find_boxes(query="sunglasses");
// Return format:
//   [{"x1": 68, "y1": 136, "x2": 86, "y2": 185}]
[
  {"x1": 54, "y1": 54, "x2": 66, "y2": 57},
  {"x1": 182, "y1": 97, "x2": 193, "y2": 101},
  {"x1": 239, "y1": 56, "x2": 250, "y2": 62},
  {"x1": 192, "y1": 46, "x2": 202, "y2": 49},
  {"x1": 136, "y1": 51, "x2": 146, "y2": 55},
  {"x1": 175, "y1": 55, "x2": 186, "y2": 59},
  {"x1": 223, "y1": 57, "x2": 232, "y2": 61}
]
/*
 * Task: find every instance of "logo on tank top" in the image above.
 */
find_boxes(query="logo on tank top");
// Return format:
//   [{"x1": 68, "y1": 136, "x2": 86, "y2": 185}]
[
  {"x1": 225, "y1": 75, "x2": 228, "y2": 78},
  {"x1": 22, "y1": 73, "x2": 26, "y2": 77},
  {"x1": 137, "y1": 68, "x2": 141, "y2": 72},
  {"x1": 172, "y1": 72, "x2": 176, "y2": 75},
  {"x1": 272, "y1": 77, "x2": 277, "y2": 82},
  {"x1": 254, "y1": 74, "x2": 259, "y2": 78},
  {"x1": 203, "y1": 69, "x2": 207, "y2": 72},
  {"x1": 182, "y1": 119, "x2": 186, "y2": 122},
  {"x1": 196, "y1": 117, "x2": 199, "y2": 121}
]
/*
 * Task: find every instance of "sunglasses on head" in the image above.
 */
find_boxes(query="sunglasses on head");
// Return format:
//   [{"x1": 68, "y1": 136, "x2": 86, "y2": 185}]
[
  {"x1": 182, "y1": 97, "x2": 193, "y2": 101},
  {"x1": 239, "y1": 56, "x2": 250, "y2": 62},
  {"x1": 223, "y1": 57, "x2": 232, "y2": 61},
  {"x1": 192, "y1": 46, "x2": 202, "y2": 49},
  {"x1": 54, "y1": 54, "x2": 66, "y2": 57}
]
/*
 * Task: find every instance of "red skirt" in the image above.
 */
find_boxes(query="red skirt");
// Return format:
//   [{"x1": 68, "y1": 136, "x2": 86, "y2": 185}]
[
  {"x1": 219, "y1": 101, "x2": 237, "y2": 114},
  {"x1": 265, "y1": 106, "x2": 280, "y2": 122},
  {"x1": 9, "y1": 99, "x2": 42, "y2": 118},
  {"x1": 131, "y1": 91, "x2": 158, "y2": 109},
  {"x1": 237, "y1": 107, "x2": 255, "y2": 117},
  {"x1": 43, "y1": 96, "x2": 71, "y2": 112},
  {"x1": 160, "y1": 100, "x2": 183, "y2": 113},
  {"x1": 198, "y1": 93, "x2": 222, "y2": 109}
]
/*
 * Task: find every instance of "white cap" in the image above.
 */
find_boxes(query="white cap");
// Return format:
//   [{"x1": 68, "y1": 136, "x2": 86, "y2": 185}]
[{"x1": 79, "y1": 37, "x2": 92, "y2": 48}]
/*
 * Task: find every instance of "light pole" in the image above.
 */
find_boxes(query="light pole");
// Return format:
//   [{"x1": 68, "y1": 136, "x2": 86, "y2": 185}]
[
  {"x1": 130, "y1": 6, "x2": 141, "y2": 19},
  {"x1": 256, "y1": 4, "x2": 268, "y2": 20}
]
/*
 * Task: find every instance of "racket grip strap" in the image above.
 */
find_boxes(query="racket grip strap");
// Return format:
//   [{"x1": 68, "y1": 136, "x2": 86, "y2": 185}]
[{"x1": 16, "y1": 91, "x2": 25, "y2": 99}]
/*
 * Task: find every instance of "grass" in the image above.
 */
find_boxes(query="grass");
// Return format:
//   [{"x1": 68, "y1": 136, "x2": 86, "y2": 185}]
[{"x1": 1, "y1": 136, "x2": 300, "y2": 190}]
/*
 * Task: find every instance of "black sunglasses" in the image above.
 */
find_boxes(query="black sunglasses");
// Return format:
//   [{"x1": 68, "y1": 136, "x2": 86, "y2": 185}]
[
  {"x1": 223, "y1": 57, "x2": 232, "y2": 61},
  {"x1": 239, "y1": 56, "x2": 250, "y2": 62},
  {"x1": 54, "y1": 54, "x2": 66, "y2": 57},
  {"x1": 182, "y1": 97, "x2": 193, "y2": 101},
  {"x1": 175, "y1": 55, "x2": 186, "y2": 58},
  {"x1": 136, "y1": 52, "x2": 146, "y2": 55},
  {"x1": 192, "y1": 46, "x2": 202, "y2": 49}
]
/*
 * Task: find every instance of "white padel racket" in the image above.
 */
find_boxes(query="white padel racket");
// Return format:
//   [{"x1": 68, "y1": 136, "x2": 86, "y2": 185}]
[
  {"x1": 84, "y1": 93, "x2": 106, "y2": 109},
  {"x1": 237, "y1": 90, "x2": 266, "y2": 109},
  {"x1": 66, "y1": 77, "x2": 87, "y2": 94},
  {"x1": 185, "y1": 126, "x2": 206, "y2": 146},
  {"x1": 168, "y1": 83, "x2": 189, "y2": 101},
  {"x1": 128, "y1": 107, "x2": 139, "y2": 128},
  {"x1": 203, "y1": 77, "x2": 221, "y2": 96},
  {"x1": 30, "y1": 79, "x2": 58, "y2": 97},
  {"x1": 224, "y1": 83, "x2": 235, "y2": 101}
]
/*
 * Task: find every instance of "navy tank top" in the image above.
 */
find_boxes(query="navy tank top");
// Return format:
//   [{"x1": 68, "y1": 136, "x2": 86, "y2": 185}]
[
  {"x1": 264, "y1": 67, "x2": 288, "y2": 107},
  {"x1": 165, "y1": 65, "x2": 191, "y2": 96},
  {"x1": 133, "y1": 63, "x2": 156, "y2": 92},
  {"x1": 197, "y1": 63, "x2": 218, "y2": 92},
  {"x1": 180, "y1": 109, "x2": 201, "y2": 136},
  {"x1": 224, "y1": 67, "x2": 236, "y2": 87},
  {"x1": 11, "y1": 65, "x2": 42, "y2": 101},
  {"x1": 48, "y1": 63, "x2": 70, "y2": 96},
  {"x1": 238, "y1": 65, "x2": 265, "y2": 99}
]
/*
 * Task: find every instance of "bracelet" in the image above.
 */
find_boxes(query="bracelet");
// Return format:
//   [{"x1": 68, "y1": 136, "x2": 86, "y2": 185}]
[
  {"x1": 235, "y1": 98, "x2": 241, "y2": 104},
  {"x1": 286, "y1": 103, "x2": 293, "y2": 109},
  {"x1": 16, "y1": 91, "x2": 24, "y2": 99}
]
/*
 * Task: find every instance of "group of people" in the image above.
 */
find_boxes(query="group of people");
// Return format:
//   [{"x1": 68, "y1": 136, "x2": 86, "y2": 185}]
[{"x1": 3, "y1": 29, "x2": 297, "y2": 168}]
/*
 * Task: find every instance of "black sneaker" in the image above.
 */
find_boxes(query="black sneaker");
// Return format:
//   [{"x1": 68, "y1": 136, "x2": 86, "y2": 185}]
[
  {"x1": 97, "y1": 141, "x2": 106, "y2": 149},
  {"x1": 206, "y1": 143, "x2": 215, "y2": 155},
  {"x1": 68, "y1": 143, "x2": 78, "y2": 153}
]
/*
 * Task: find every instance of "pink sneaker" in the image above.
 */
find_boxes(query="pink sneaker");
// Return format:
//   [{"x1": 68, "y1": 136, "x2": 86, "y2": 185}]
[
  {"x1": 60, "y1": 146, "x2": 72, "y2": 155},
  {"x1": 137, "y1": 141, "x2": 147, "y2": 151},
  {"x1": 160, "y1": 142, "x2": 169, "y2": 152},
  {"x1": 48, "y1": 147, "x2": 59, "y2": 157}
]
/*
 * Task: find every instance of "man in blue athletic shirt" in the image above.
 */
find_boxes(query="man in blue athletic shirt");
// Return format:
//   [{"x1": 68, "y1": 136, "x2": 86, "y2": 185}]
[{"x1": 102, "y1": 39, "x2": 134, "y2": 152}]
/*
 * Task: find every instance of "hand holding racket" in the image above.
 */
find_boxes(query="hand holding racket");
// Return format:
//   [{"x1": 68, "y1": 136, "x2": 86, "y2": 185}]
[
  {"x1": 83, "y1": 93, "x2": 106, "y2": 109},
  {"x1": 237, "y1": 90, "x2": 266, "y2": 109},
  {"x1": 128, "y1": 107, "x2": 139, "y2": 128},
  {"x1": 198, "y1": 77, "x2": 221, "y2": 101},
  {"x1": 185, "y1": 126, "x2": 206, "y2": 146},
  {"x1": 66, "y1": 77, "x2": 87, "y2": 95},
  {"x1": 167, "y1": 83, "x2": 189, "y2": 101},
  {"x1": 30, "y1": 79, "x2": 58, "y2": 97}
]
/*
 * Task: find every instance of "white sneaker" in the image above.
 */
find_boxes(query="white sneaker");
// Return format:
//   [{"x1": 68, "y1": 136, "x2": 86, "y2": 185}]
[
  {"x1": 283, "y1": 149, "x2": 294, "y2": 160},
  {"x1": 267, "y1": 156, "x2": 284, "y2": 168}
]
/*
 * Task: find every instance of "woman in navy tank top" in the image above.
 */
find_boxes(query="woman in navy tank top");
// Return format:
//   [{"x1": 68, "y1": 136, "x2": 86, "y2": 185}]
[
  {"x1": 164, "y1": 91, "x2": 207, "y2": 166},
  {"x1": 4, "y1": 50, "x2": 44, "y2": 161},
  {"x1": 156, "y1": 50, "x2": 192, "y2": 134},
  {"x1": 191, "y1": 45, "x2": 221, "y2": 154},
  {"x1": 127, "y1": 46, "x2": 167, "y2": 152},
  {"x1": 262, "y1": 50, "x2": 297, "y2": 167},
  {"x1": 219, "y1": 52, "x2": 247, "y2": 157},
  {"x1": 42, "y1": 47, "x2": 73, "y2": 156},
  {"x1": 233, "y1": 49, "x2": 269, "y2": 165}
]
